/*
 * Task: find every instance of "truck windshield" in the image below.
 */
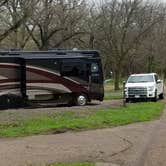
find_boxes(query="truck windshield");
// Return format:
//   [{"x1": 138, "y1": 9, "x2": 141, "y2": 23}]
[{"x1": 128, "y1": 75, "x2": 154, "y2": 83}]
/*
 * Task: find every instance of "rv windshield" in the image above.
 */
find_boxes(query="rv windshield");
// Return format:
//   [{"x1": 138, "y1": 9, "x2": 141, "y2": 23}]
[{"x1": 128, "y1": 75, "x2": 154, "y2": 83}]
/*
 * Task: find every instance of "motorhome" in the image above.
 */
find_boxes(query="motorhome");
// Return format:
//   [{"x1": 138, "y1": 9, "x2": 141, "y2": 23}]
[{"x1": 0, "y1": 50, "x2": 104, "y2": 108}]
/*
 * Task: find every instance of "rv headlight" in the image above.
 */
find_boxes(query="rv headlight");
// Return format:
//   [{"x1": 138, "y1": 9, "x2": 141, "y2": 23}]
[{"x1": 148, "y1": 86, "x2": 155, "y2": 91}]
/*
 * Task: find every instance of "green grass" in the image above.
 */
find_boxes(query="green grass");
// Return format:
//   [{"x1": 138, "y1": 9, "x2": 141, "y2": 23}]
[
  {"x1": 104, "y1": 95, "x2": 122, "y2": 100},
  {"x1": 104, "y1": 78, "x2": 126, "y2": 85},
  {"x1": 0, "y1": 102, "x2": 164, "y2": 137},
  {"x1": 104, "y1": 79, "x2": 113, "y2": 85},
  {"x1": 104, "y1": 85, "x2": 123, "y2": 100},
  {"x1": 104, "y1": 89, "x2": 122, "y2": 94},
  {"x1": 104, "y1": 89, "x2": 123, "y2": 100},
  {"x1": 48, "y1": 163, "x2": 95, "y2": 166}
]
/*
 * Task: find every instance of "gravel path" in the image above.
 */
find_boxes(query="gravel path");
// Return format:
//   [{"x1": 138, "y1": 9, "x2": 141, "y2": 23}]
[{"x1": 0, "y1": 99, "x2": 122, "y2": 124}]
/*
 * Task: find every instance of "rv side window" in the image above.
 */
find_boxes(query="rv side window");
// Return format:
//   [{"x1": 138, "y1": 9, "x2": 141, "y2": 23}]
[{"x1": 61, "y1": 60, "x2": 87, "y2": 80}]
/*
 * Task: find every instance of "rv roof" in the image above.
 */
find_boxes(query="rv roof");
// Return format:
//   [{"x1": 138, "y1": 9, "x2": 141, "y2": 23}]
[{"x1": 0, "y1": 50, "x2": 100, "y2": 58}]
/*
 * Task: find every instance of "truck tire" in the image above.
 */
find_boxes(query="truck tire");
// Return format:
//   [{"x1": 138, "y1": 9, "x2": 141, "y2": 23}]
[
  {"x1": 75, "y1": 94, "x2": 87, "y2": 106},
  {"x1": 152, "y1": 90, "x2": 157, "y2": 102},
  {"x1": 125, "y1": 98, "x2": 130, "y2": 103},
  {"x1": 159, "y1": 93, "x2": 164, "y2": 99}
]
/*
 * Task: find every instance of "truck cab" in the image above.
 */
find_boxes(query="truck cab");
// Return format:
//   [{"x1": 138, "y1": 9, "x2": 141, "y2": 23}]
[{"x1": 124, "y1": 73, "x2": 164, "y2": 102}]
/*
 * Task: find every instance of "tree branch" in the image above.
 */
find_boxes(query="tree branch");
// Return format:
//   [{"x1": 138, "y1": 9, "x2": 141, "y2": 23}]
[
  {"x1": 53, "y1": 32, "x2": 87, "y2": 48},
  {"x1": 25, "y1": 24, "x2": 41, "y2": 49},
  {"x1": 0, "y1": 14, "x2": 27, "y2": 42}
]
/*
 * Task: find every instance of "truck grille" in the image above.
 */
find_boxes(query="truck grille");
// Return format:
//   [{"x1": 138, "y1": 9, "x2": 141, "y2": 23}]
[{"x1": 128, "y1": 87, "x2": 147, "y2": 98}]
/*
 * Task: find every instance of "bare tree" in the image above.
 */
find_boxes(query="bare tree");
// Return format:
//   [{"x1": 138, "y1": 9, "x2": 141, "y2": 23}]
[
  {"x1": 97, "y1": 0, "x2": 164, "y2": 90},
  {"x1": 0, "y1": 0, "x2": 31, "y2": 44},
  {"x1": 25, "y1": 0, "x2": 87, "y2": 50}
]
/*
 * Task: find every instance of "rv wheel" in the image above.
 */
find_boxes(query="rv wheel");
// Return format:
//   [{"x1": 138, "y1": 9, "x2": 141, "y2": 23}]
[
  {"x1": 76, "y1": 94, "x2": 87, "y2": 106},
  {"x1": 0, "y1": 94, "x2": 25, "y2": 109}
]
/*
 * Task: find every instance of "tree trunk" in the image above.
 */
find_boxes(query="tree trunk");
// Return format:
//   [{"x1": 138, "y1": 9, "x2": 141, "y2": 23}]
[
  {"x1": 89, "y1": 34, "x2": 94, "y2": 49},
  {"x1": 14, "y1": 29, "x2": 18, "y2": 48},
  {"x1": 114, "y1": 68, "x2": 121, "y2": 90},
  {"x1": 147, "y1": 55, "x2": 154, "y2": 73},
  {"x1": 40, "y1": 40, "x2": 49, "y2": 50},
  {"x1": 163, "y1": 66, "x2": 166, "y2": 80}
]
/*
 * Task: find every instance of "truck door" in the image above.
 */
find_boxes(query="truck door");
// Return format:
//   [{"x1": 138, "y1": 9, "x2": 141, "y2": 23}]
[{"x1": 154, "y1": 74, "x2": 163, "y2": 95}]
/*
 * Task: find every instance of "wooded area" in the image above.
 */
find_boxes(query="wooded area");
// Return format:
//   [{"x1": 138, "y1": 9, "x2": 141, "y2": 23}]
[{"x1": 0, "y1": 0, "x2": 166, "y2": 89}]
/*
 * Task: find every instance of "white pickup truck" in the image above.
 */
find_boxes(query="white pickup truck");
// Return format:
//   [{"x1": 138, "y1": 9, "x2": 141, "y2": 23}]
[{"x1": 124, "y1": 73, "x2": 164, "y2": 102}]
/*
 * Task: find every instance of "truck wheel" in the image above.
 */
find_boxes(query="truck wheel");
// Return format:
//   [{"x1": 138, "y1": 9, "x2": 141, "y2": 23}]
[
  {"x1": 159, "y1": 93, "x2": 164, "y2": 99},
  {"x1": 75, "y1": 94, "x2": 87, "y2": 106},
  {"x1": 125, "y1": 98, "x2": 130, "y2": 103},
  {"x1": 152, "y1": 90, "x2": 157, "y2": 102}
]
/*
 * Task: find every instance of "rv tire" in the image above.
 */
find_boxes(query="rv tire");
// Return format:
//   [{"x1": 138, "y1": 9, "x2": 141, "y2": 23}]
[
  {"x1": 0, "y1": 94, "x2": 25, "y2": 109},
  {"x1": 75, "y1": 94, "x2": 87, "y2": 106}
]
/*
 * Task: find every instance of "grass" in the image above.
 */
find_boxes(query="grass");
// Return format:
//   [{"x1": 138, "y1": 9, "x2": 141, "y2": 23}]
[
  {"x1": 104, "y1": 95, "x2": 122, "y2": 100},
  {"x1": 104, "y1": 81, "x2": 123, "y2": 100},
  {"x1": 0, "y1": 101, "x2": 164, "y2": 137},
  {"x1": 104, "y1": 78, "x2": 126, "y2": 85},
  {"x1": 104, "y1": 89, "x2": 122, "y2": 94},
  {"x1": 104, "y1": 89, "x2": 123, "y2": 100},
  {"x1": 48, "y1": 163, "x2": 95, "y2": 166}
]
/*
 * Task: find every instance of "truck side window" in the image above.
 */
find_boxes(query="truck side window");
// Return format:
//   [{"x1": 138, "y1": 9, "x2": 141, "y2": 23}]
[{"x1": 154, "y1": 75, "x2": 158, "y2": 82}]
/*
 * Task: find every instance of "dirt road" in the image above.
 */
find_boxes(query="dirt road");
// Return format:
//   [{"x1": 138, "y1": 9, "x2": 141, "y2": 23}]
[{"x1": 0, "y1": 101, "x2": 166, "y2": 166}]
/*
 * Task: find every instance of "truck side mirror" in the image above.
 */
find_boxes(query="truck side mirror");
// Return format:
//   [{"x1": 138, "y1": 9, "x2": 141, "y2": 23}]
[
  {"x1": 157, "y1": 79, "x2": 161, "y2": 84},
  {"x1": 110, "y1": 71, "x2": 113, "y2": 78},
  {"x1": 123, "y1": 81, "x2": 126, "y2": 84}
]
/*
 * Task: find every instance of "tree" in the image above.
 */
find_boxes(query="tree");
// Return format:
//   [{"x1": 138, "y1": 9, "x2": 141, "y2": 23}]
[
  {"x1": 26, "y1": 0, "x2": 87, "y2": 50},
  {"x1": 97, "y1": 0, "x2": 164, "y2": 90},
  {"x1": 0, "y1": 0, "x2": 30, "y2": 44}
]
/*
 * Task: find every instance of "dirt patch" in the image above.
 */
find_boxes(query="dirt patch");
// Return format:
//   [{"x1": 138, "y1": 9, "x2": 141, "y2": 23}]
[
  {"x1": 0, "y1": 127, "x2": 132, "y2": 166},
  {"x1": 0, "y1": 120, "x2": 160, "y2": 166},
  {"x1": 104, "y1": 84, "x2": 114, "y2": 90},
  {"x1": 104, "y1": 84, "x2": 123, "y2": 91}
]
